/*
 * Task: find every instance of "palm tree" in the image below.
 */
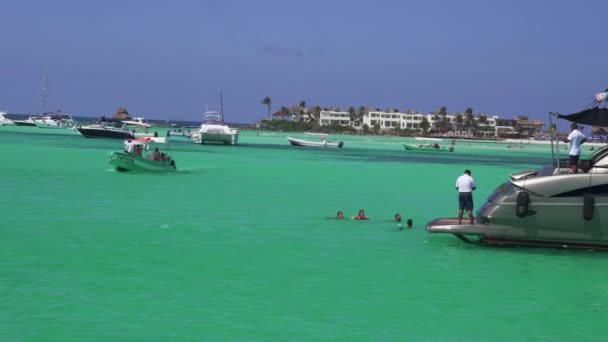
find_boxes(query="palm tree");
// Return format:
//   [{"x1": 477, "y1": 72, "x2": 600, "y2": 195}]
[
  {"x1": 310, "y1": 105, "x2": 322, "y2": 122},
  {"x1": 437, "y1": 106, "x2": 448, "y2": 131},
  {"x1": 348, "y1": 106, "x2": 356, "y2": 123},
  {"x1": 455, "y1": 113, "x2": 464, "y2": 131},
  {"x1": 464, "y1": 107, "x2": 474, "y2": 131},
  {"x1": 419, "y1": 117, "x2": 430, "y2": 135},
  {"x1": 261, "y1": 96, "x2": 272, "y2": 119}
]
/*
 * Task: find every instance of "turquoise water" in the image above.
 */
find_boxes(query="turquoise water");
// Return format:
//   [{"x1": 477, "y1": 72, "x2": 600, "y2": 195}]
[{"x1": 1, "y1": 127, "x2": 607, "y2": 340}]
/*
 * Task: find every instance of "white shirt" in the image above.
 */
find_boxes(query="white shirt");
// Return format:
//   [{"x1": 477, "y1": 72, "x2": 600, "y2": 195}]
[
  {"x1": 125, "y1": 142, "x2": 134, "y2": 154},
  {"x1": 456, "y1": 174, "x2": 476, "y2": 192},
  {"x1": 567, "y1": 129, "x2": 585, "y2": 156}
]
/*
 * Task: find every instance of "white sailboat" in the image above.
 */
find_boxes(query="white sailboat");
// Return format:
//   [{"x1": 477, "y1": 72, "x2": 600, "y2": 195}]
[{"x1": 34, "y1": 65, "x2": 77, "y2": 129}]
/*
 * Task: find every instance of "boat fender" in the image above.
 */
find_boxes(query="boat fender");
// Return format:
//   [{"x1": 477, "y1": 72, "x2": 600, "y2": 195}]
[
  {"x1": 583, "y1": 193, "x2": 594, "y2": 221},
  {"x1": 170, "y1": 160, "x2": 176, "y2": 167},
  {"x1": 515, "y1": 191, "x2": 530, "y2": 218},
  {"x1": 338, "y1": 141, "x2": 344, "y2": 148}
]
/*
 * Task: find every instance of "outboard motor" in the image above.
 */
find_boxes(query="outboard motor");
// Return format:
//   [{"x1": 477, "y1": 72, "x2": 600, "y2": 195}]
[
  {"x1": 516, "y1": 191, "x2": 530, "y2": 218},
  {"x1": 583, "y1": 193, "x2": 594, "y2": 221}
]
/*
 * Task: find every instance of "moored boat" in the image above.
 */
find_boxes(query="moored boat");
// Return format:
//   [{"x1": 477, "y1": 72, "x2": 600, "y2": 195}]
[
  {"x1": 35, "y1": 112, "x2": 77, "y2": 129},
  {"x1": 287, "y1": 136, "x2": 344, "y2": 148},
  {"x1": 403, "y1": 143, "x2": 454, "y2": 152},
  {"x1": 13, "y1": 117, "x2": 37, "y2": 126},
  {"x1": 192, "y1": 111, "x2": 239, "y2": 145},
  {"x1": 192, "y1": 93, "x2": 239, "y2": 145},
  {"x1": 109, "y1": 137, "x2": 177, "y2": 172},
  {"x1": 77, "y1": 118, "x2": 136, "y2": 139},
  {"x1": 0, "y1": 111, "x2": 14, "y2": 126}
]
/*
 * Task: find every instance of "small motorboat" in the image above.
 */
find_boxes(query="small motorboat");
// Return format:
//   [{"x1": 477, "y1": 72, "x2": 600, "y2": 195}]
[
  {"x1": 287, "y1": 136, "x2": 344, "y2": 148},
  {"x1": 109, "y1": 137, "x2": 177, "y2": 172},
  {"x1": 403, "y1": 143, "x2": 454, "y2": 152}
]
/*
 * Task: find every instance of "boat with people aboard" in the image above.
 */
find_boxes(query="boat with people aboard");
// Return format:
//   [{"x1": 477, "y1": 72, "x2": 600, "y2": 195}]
[
  {"x1": 287, "y1": 135, "x2": 344, "y2": 148},
  {"x1": 426, "y1": 93, "x2": 608, "y2": 250},
  {"x1": 0, "y1": 111, "x2": 14, "y2": 126},
  {"x1": 109, "y1": 137, "x2": 177, "y2": 172}
]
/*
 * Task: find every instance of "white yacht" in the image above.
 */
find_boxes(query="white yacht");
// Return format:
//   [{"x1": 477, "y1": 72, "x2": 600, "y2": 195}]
[
  {"x1": 192, "y1": 94, "x2": 239, "y2": 145},
  {"x1": 35, "y1": 112, "x2": 77, "y2": 129},
  {"x1": 0, "y1": 111, "x2": 14, "y2": 125}
]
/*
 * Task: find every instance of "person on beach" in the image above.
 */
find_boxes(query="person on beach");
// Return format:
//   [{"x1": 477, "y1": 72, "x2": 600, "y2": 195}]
[
  {"x1": 394, "y1": 213, "x2": 402, "y2": 222},
  {"x1": 560, "y1": 122, "x2": 587, "y2": 174},
  {"x1": 456, "y1": 169, "x2": 476, "y2": 224},
  {"x1": 353, "y1": 209, "x2": 369, "y2": 220}
]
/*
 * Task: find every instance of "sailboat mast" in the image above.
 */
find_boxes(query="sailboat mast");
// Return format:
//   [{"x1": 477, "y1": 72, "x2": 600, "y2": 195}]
[
  {"x1": 220, "y1": 91, "x2": 224, "y2": 121},
  {"x1": 40, "y1": 64, "x2": 48, "y2": 116}
]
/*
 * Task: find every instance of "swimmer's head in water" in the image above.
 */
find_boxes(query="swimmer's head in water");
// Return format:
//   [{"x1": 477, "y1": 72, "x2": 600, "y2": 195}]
[
  {"x1": 406, "y1": 219, "x2": 413, "y2": 227},
  {"x1": 336, "y1": 211, "x2": 344, "y2": 219},
  {"x1": 358, "y1": 209, "x2": 365, "y2": 217},
  {"x1": 394, "y1": 213, "x2": 402, "y2": 222}
]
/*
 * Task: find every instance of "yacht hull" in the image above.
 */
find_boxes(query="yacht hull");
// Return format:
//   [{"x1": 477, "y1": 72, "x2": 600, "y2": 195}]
[
  {"x1": 13, "y1": 120, "x2": 37, "y2": 127},
  {"x1": 78, "y1": 127, "x2": 135, "y2": 139},
  {"x1": 193, "y1": 132, "x2": 238, "y2": 145}
]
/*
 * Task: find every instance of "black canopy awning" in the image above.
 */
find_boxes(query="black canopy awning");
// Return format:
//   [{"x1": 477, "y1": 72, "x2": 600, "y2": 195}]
[{"x1": 557, "y1": 107, "x2": 608, "y2": 126}]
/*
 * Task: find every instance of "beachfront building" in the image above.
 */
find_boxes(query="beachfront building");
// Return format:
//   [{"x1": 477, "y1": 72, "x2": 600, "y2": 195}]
[
  {"x1": 319, "y1": 110, "x2": 351, "y2": 126},
  {"x1": 515, "y1": 116, "x2": 545, "y2": 136},
  {"x1": 317, "y1": 108, "x2": 508, "y2": 136},
  {"x1": 360, "y1": 111, "x2": 426, "y2": 130}
]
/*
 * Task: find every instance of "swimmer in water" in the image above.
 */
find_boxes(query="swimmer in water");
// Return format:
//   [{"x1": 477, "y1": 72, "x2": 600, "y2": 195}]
[
  {"x1": 406, "y1": 219, "x2": 413, "y2": 228},
  {"x1": 353, "y1": 209, "x2": 369, "y2": 220},
  {"x1": 336, "y1": 211, "x2": 344, "y2": 219},
  {"x1": 394, "y1": 213, "x2": 402, "y2": 222}
]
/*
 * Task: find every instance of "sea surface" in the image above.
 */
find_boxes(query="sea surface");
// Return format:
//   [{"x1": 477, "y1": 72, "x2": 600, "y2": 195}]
[{"x1": 1, "y1": 126, "x2": 607, "y2": 341}]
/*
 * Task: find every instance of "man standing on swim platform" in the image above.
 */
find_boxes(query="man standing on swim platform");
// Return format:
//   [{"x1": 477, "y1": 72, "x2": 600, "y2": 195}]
[{"x1": 455, "y1": 169, "x2": 476, "y2": 225}]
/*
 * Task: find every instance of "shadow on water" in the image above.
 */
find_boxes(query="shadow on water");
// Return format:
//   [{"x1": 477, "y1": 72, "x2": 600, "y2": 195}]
[{"x1": 428, "y1": 234, "x2": 608, "y2": 257}]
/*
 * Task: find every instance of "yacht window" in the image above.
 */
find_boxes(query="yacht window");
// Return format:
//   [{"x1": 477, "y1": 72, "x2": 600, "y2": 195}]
[{"x1": 554, "y1": 184, "x2": 608, "y2": 197}]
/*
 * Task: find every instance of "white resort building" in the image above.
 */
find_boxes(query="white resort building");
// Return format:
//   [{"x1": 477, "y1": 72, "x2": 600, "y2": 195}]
[
  {"x1": 318, "y1": 109, "x2": 508, "y2": 136},
  {"x1": 319, "y1": 110, "x2": 351, "y2": 126}
]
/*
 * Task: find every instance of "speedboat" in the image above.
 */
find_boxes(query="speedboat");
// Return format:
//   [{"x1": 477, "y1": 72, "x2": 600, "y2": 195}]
[
  {"x1": 426, "y1": 105, "x2": 608, "y2": 249},
  {"x1": 77, "y1": 117, "x2": 135, "y2": 139},
  {"x1": 122, "y1": 117, "x2": 151, "y2": 129},
  {"x1": 109, "y1": 137, "x2": 177, "y2": 172},
  {"x1": 288, "y1": 136, "x2": 344, "y2": 148},
  {"x1": 192, "y1": 110, "x2": 239, "y2": 145},
  {"x1": 0, "y1": 111, "x2": 14, "y2": 126}
]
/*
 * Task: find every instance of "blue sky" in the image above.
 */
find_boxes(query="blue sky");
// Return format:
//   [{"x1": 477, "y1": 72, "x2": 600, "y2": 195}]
[{"x1": 1, "y1": 0, "x2": 606, "y2": 123}]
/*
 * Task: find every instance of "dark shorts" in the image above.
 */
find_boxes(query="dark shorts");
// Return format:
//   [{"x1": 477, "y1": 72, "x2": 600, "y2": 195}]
[
  {"x1": 459, "y1": 192, "x2": 474, "y2": 211},
  {"x1": 569, "y1": 154, "x2": 580, "y2": 166}
]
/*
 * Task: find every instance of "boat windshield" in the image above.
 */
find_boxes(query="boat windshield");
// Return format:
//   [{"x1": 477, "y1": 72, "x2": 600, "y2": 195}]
[
  {"x1": 589, "y1": 145, "x2": 608, "y2": 163},
  {"x1": 203, "y1": 111, "x2": 224, "y2": 125}
]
